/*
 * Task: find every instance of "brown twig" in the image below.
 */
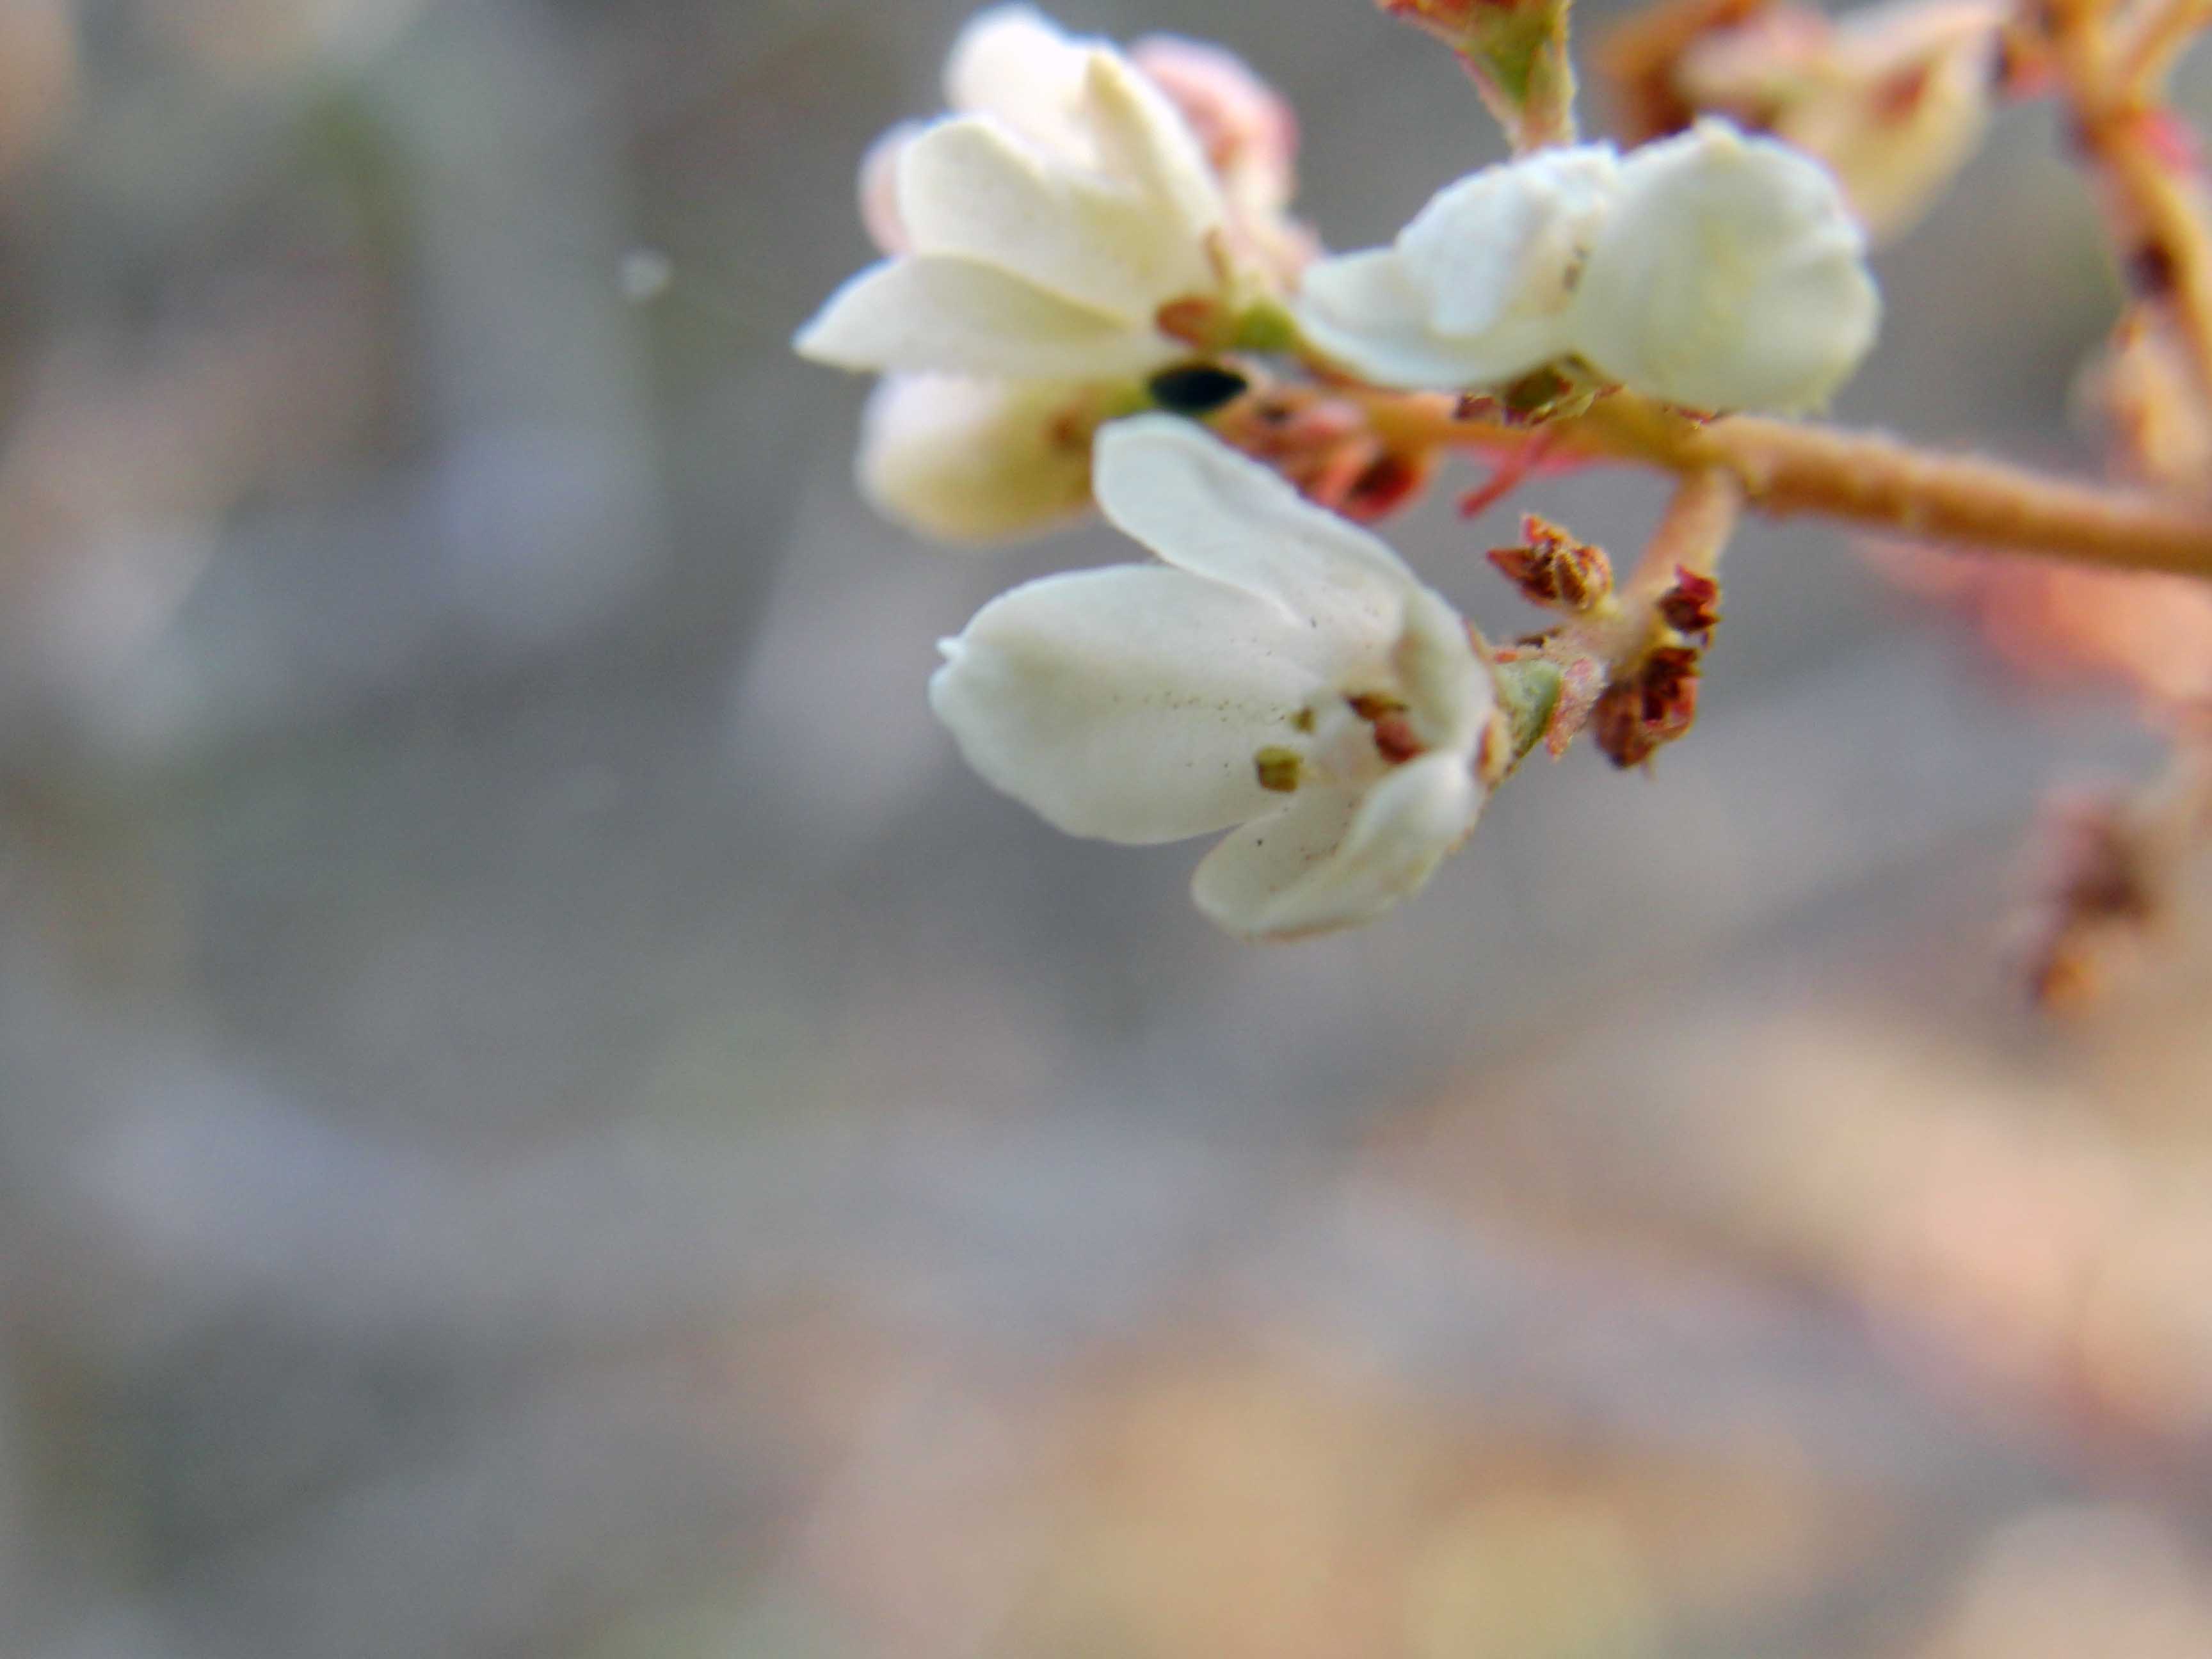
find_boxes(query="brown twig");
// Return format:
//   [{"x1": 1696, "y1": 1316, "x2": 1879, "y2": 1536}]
[
  {"x1": 2115, "y1": 0, "x2": 2212, "y2": 92},
  {"x1": 1629, "y1": 465, "x2": 1741, "y2": 594},
  {"x1": 2039, "y1": 0, "x2": 2212, "y2": 419},
  {"x1": 1366, "y1": 390, "x2": 2212, "y2": 578}
]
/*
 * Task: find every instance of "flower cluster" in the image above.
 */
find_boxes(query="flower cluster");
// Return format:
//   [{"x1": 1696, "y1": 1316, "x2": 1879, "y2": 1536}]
[
  {"x1": 788, "y1": 4, "x2": 1905, "y2": 936},
  {"x1": 794, "y1": 6, "x2": 1306, "y2": 542}
]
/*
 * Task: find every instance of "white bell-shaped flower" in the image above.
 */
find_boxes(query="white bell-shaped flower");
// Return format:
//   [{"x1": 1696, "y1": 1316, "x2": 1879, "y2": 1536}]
[
  {"x1": 794, "y1": 6, "x2": 1232, "y2": 382},
  {"x1": 1288, "y1": 121, "x2": 1877, "y2": 413},
  {"x1": 1292, "y1": 145, "x2": 1621, "y2": 389},
  {"x1": 1571, "y1": 119, "x2": 1880, "y2": 412},
  {"x1": 929, "y1": 416, "x2": 1500, "y2": 938}
]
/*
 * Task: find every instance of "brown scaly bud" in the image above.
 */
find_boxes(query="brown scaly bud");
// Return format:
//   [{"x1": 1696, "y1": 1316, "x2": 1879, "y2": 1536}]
[
  {"x1": 1486, "y1": 514, "x2": 1614, "y2": 611},
  {"x1": 1591, "y1": 644, "x2": 1703, "y2": 767},
  {"x1": 2015, "y1": 790, "x2": 2163, "y2": 1011},
  {"x1": 1657, "y1": 565, "x2": 1722, "y2": 636}
]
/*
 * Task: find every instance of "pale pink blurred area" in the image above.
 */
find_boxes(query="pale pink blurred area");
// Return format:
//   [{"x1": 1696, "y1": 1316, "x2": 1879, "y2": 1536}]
[{"x1": 3, "y1": 2, "x2": 2212, "y2": 1657}]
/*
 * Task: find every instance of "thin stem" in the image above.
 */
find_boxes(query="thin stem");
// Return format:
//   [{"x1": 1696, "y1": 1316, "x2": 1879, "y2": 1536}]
[
  {"x1": 1630, "y1": 465, "x2": 1739, "y2": 597},
  {"x1": 1373, "y1": 392, "x2": 2212, "y2": 579},
  {"x1": 2043, "y1": 0, "x2": 2212, "y2": 419},
  {"x1": 1574, "y1": 466, "x2": 1738, "y2": 669},
  {"x1": 1621, "y1": 467, "x2": 1738, "y2": 655},
  {"x1": 1458, "y1": 27, "x2": 1580, "y2": 152},
  {"x1": 1379, "y1": 0, "x2": 1581, "y2": 152},
  {"x1": 2116, "y1": 0, "x2": 2212, "y2": 97}
]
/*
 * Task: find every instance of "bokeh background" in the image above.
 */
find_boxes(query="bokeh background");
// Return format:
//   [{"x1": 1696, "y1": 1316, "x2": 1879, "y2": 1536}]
[{"x1": 3, "y1": 1, "x2": 2212, "y2": 1655}]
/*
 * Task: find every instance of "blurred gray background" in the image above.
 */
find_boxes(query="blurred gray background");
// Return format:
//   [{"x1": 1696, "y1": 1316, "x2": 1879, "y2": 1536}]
[{"x1": 4, "y1": 1, "x2": 2212, "y2": 1655}]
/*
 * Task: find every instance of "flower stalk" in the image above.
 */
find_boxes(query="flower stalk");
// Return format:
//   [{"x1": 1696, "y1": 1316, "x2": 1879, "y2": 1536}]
[
  {"x1": 1379, "y1": 0, "x2": 1582, "y2": 150},
  {"x1": 1367, "y1": 390, "x2": 2212, "y2": 579},
  {"x1": 2036, "y1": 0, "x2": 2212, "y2": 419}
]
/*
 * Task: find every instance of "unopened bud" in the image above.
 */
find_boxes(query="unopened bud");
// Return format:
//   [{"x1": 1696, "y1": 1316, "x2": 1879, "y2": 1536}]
[
  {"x1": 1130, "y1": 35, "x2": 1299, "y2": 205},
  {"x1": 1592, "y1": 643, "x2": 1702, "y2": 767},
  {"x1": 1656, "y1": 566, "x2": 1722, "y2": 635},
  {"x1": 1487, "y1": 513, "x2": 1614, "y2": 610},
  {"x1": 2013, "y1": 787, "x2": 2172, "y2": 1010}
]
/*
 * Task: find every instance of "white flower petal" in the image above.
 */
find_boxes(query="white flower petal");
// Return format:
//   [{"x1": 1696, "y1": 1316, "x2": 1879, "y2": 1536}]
[
  {"x1": 1290, "y1": 147, "x2": 1616, "y2": 390},
  {"x1": 1571, "y1": 120, "x2": 1880, "y2": 413},
  {"x1": 929, "y1": 565, "x2": 1330, "y2": 844},
  {"x1": 1091, "y1": 415, "x2": 1420, "y2": 643},
  {"x1": 1395, "y1": 145, "x2": 1618, "y2": 337},
  {"x1": 793, "y1": 257, "x2": 1176, "y2": 380},
  {"x1": 1078, "y1": 49, "x2": 1226, "y2": 266},
  {"x1": 1192, "y1": 750, "x2": 1479, "y2": 936},
  {"x1": 944, "y1": 4, "x2": 1096, "y2": 159},
  {"x1": 1129, "y1": 33, "x2": 1299, "y2": 214},
  {"x1": 1294, "y1": 247, "x2": 1428, "y2": 334},
  {"x1": 1189, "y1": 785, "x2": 1359, "y2": 933},
  {"x1": 1295, "y1": 247, "x2": 1571, "y2": 389},
  {"x1": 857, "y1": 374, "x2": 1096, "y2": 544},
  {"x1": 896, "y1": 115, "x2": 1207, "y2": 323},
  {"x1": 1130, "y1": 32, "x2": 1310, "y2": 289},
  {"x1": 1394, "y1": 587, "x2": 1495, "y2": 755},
  {"x1": 941, "y1": 7, "x2": 1230, "y2": 266}
]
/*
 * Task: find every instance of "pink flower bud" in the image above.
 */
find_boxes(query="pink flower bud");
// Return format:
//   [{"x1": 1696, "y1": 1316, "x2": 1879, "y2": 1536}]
[
  {"x1": 855, "y1": 120, "x2": 922, "y2": 255},
  {"x1": 1129, "y1": 35, "x2": 1298, "y2": 209}
]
